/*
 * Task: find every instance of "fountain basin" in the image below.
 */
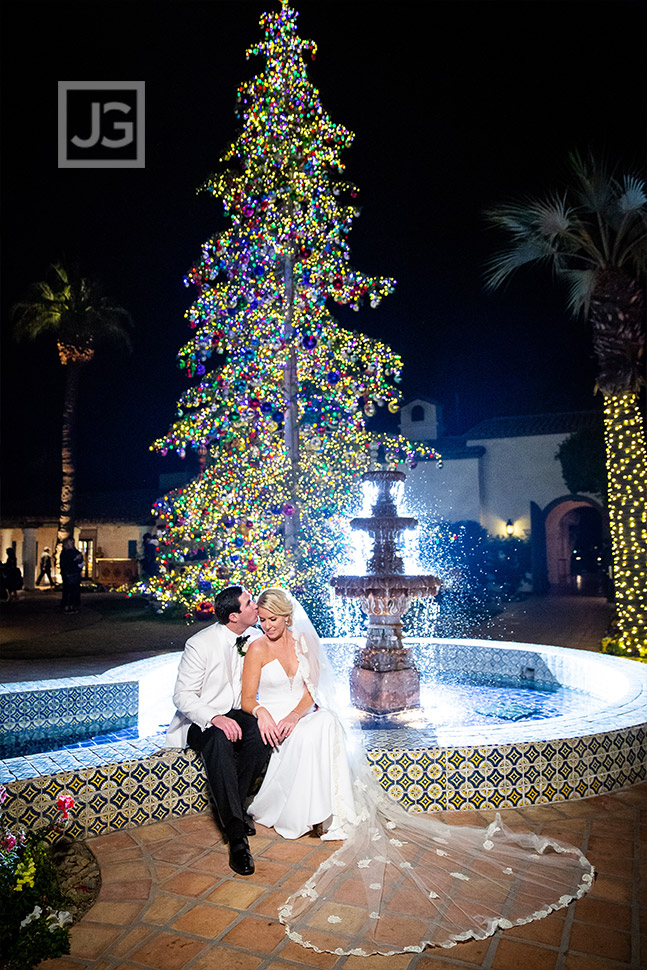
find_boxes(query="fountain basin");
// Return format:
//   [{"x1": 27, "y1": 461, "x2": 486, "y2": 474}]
[
  {"x1": 0, "y1": 640, "x2": 645, "y2": 838},
  {"x1": 356, "y1": 638, "x2": 647, "y2": 811}
]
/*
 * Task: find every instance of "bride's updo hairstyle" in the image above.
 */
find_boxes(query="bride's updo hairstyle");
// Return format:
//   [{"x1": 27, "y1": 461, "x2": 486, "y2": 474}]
[{"x1": 257, "y1": 587, "x2": 293, "y2": 626}]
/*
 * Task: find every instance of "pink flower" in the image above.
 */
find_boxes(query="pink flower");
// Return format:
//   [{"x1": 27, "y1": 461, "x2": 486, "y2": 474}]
[
  {"x1": 1, "y1": 833, "x2": 17, "y2": 851},
  {"x1": 56, "y1": 794, "x2": 75, "y2": 813},
  {"x1": 0, "y1": 784, "x2": 7, "y2": 804}
]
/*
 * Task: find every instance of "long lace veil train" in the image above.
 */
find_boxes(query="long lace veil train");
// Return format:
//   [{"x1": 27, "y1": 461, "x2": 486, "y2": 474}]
[{"x1": 281, "y1": 594, "x2": 594, "y2": 956}]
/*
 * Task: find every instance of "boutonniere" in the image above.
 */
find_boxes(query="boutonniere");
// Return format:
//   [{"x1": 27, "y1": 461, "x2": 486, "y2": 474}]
[{"x1": 235, "y1": 635, "x2": 250, "y2": 657}]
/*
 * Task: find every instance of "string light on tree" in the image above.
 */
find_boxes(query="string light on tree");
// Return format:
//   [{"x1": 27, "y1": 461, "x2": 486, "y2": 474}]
[
  {"x1": 603, "y1": 393, "x2": 647, "y2": 657},
  {"x1": 134, "y1": 1, "x2": 436, "y2": 624}
]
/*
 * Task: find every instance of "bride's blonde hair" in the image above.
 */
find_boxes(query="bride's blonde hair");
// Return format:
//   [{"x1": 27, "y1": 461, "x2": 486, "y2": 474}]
[{"x1": 257, "y1": 587, "x2": 293, "y2": 625}]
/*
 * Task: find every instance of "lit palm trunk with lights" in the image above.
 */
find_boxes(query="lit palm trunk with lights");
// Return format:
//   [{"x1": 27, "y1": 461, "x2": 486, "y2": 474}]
[{"x1": 485, "y1": 153, "x2": 647, "y2": 654}]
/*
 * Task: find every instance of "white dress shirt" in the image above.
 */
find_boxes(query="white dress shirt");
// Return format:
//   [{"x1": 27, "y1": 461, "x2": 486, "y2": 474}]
[{"x1": 165, "y1": 621, "x2": 259, "y2": 748}]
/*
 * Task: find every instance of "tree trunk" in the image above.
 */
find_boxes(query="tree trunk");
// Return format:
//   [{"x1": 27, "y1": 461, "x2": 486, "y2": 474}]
[
  {"x1": 55, "y1": 362, "x2": 81, "y2": 576},
  {"x1": 282, "y1": 255, "x2": 301, "y2": 567},
  {"x1": 589, "y1": 269, "x2": 645, "y2": 395},
  {"x1": 602, "y1": 391, "x2": 647, "y2": 654}
]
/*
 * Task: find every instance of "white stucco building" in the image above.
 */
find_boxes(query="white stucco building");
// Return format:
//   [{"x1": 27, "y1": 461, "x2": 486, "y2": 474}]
[{"x1": 399, "y1": 398, "x2": 607, "y2": 593}]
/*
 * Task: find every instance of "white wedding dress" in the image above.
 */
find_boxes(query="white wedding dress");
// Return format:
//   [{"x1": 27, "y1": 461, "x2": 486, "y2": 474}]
[
  {"x1": 248, "y1": 645, "x2": 356, "y2": 840},
  {"x1": 248, "y1": 597, "x2": 595, "y2": 957}
]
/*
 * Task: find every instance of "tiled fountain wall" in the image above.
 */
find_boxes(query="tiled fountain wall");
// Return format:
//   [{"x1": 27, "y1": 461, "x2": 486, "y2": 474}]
[
  {"x1": 0, "y1": 681, "x2": 138, "y2": 760},
  {"x1": 1, "y1": 640, "x2": 646, "y2": 839}
]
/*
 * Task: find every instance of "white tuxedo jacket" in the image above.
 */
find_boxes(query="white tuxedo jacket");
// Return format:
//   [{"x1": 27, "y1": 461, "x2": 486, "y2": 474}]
[{"x1": 165, "y1": 621, "x2": 259, "y2": 749}]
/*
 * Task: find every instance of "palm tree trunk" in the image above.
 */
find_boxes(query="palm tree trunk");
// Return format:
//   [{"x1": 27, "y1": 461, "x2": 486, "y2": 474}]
[
  {"x1": 602, "y1": 391, "x2": 647, "y2": 654},
  {"x1": 282, "y1": 254, "x2": 301, "y2": 566},
  {"x1": 55, "y1": 362, "x2": 81, "y2": 576}
]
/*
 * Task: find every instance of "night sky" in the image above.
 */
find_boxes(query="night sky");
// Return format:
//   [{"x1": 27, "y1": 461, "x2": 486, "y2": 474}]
[{"x1": 1, "y1": 1, "x2": 645, "y2": 507}]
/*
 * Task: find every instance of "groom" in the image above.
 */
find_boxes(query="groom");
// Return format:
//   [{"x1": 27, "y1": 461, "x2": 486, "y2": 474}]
[{"x1": 166, "y1": 586, "x2": 268, "y2": 875}]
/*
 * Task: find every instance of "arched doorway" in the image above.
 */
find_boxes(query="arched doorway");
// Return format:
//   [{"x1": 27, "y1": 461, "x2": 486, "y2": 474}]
[{"x1": 544, "y1": 498, "x2": 608, "y2": 594}]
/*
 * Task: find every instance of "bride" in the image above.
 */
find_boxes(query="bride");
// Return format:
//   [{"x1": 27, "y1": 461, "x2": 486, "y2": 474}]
[
  {"x1": 241, "y1": 587, "x2": 356, "y2": 839},
  {"x1": 242, "y1": 587, "x2": 594, "y2": 957}
]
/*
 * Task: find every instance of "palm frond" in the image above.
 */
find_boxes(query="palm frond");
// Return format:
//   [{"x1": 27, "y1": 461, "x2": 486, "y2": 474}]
[
  {"x1": 618, "y1": 175, "x2": 647, "y2": 214},
  {"x1": 483, "y1": 241, "x2": 555, "y2": 291},
  {"x1": 560, "y1": 269, "x2": 595, "y2": 316},
  {"x1": 12, "y1": 262, "x2": 133, "y2": 353}
]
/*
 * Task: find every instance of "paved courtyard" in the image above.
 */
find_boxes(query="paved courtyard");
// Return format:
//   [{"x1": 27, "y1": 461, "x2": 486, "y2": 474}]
[{"x1": 2, "y1": 589, "x2": 645, "y2": 969}]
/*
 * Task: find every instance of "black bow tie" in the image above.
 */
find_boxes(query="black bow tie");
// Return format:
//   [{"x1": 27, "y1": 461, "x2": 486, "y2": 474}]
[{"x1": 234, "y1": 635, "x2": 250, "y2": 656}]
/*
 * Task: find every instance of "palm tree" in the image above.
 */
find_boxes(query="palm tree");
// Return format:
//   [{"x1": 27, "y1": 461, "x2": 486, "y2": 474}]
[
  {"x1": 484, "y1": 152, "x2": 647, "y2": 655},
  {"x1": 12, "y1": 263, "x2": 132, "y2": 573}
]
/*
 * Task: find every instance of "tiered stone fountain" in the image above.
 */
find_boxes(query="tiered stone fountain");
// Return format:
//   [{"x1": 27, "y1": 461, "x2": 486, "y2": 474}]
[{"x1": 331, "y1": 469, "x2": 441, "y2": 713}]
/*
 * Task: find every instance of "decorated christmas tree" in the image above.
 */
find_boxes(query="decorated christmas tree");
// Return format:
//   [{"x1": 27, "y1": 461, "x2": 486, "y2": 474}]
[{"x1": 140, "y1": 2, "x2": 435, "y2": 625}]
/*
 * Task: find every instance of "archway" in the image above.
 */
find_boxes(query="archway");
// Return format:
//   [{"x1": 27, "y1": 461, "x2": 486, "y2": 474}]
[{"x1": 544, "y1": 497, "x2": 608, "y2": 595}]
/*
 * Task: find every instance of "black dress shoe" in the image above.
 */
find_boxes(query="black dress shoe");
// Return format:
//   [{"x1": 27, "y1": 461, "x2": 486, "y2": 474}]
[
  {"x1": 244, "y1": 816, "x2": 256, "y2": 837},
  {"x1": 228, "y1": 837, "x2": 255, "y2": 876}
]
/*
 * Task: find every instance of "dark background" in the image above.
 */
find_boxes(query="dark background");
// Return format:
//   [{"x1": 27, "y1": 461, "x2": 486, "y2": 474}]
[{"x1": 1, "y1": 1, "x2": 645, "y2": 508}]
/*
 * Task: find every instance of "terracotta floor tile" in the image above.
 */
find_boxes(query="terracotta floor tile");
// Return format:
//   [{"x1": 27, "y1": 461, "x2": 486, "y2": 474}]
[
  {"x1": 278, "y1": 938, "x2": 340, "y2": 967},
  {"x1": 39, "y1": 960, "x2": 94, "y2": 970},
  {"x1": 206, "y1": 879, "x2": 268, "y2": 910},
  {"x1": 98, "y1": 845, "x2": 145, "y2": 863},
  {"x1": 590, "y1": 853, "x2": 633, "y2": 878},
  {"x1": 68, "y1": 923, "x2": 122, "y2": 958},
  {"x1": 109, "y1": 924, "x2": 157, "y2": 958},
  {"x1": 505, "y1": 914, "x2": 565, "y2": 946},
  {"x1": 189, "y1": 950, "x2": 262, "y2": 970},
  {"x1": 587, "y1": 873, "x2": 633, "y2": 904},
  {"x1": 437, "y1": 935, "x2": 493, "y2": 963},
  {"x1": 161, "y1": 868, "x2": 217, "y2": 897},
  {"x1": 171, "y1": 902, "x2": 238, "y2": 937},
  {"x1": 221, "y1": 914, "x2": 288, "y2": 952},
  {"x1": 261, "y1": 839, "x2": 319, "y2": 863},
  {"x1": 373, "y1": 913, "x2": 435, "y2": 947},
  {"x1": 303, "y1": 846, "x2": 337, "y2": 869},
  {"x1": 279, "y1": 869, "x2": 319, "y2": 891},
  {"x1": 249, "y1": 836, "x2": 274, "y2": 852},
  {"x1": 572, "y1": 895, "x2": 632, "y2": 930},
  {"x1": 587, "y1": 833, "x2": 634, "y2": 857},
  {"x1": 97, "y1": 877, "x2": 152, "y2": 901},
  {"x1": 100, "y1": 859, "x2": 151, "y2": 882},
  {"x1": 143, "y1": 893, "x2": 189, "y2": 925},
  {"x1": 417, "y1": 958, "x2": 490, "y2": 970},
  {"x1": 589, "y1": 817, "x2": 634, "y2": 840},
  {"x1": 151, "y1": 841, "x2": 206, "y2": 865},
  {"x1": 564, "y1": 954, "x2": 633, "y2": 970},
  {"x1": 193, "y1": 848, "x2": 236, "y2": 876},
  {"x1": 208, "y1": 879, "x2": 268, "y2": 909},
  {"x1": 130, "y1": 931, "x2": 208, "y2": 970},
  {"x1": 250, "y1": 887, "x2": 292, "y2": 917},
  {"x1": 136, "y1": 821, "x2": 182, "y2": 843},
  {"x1": 83, "y1": 900, "x2": 145, "y2": 924},
  {"x1": 306, "y1": 900, "x2": 368, "y2": 936},
  {"x1": 491, "y1": 937, "x2": 558, "y2": 969},
  {"x1": 112, "y1": 965, "x2": 156, "y2": 970},
  {"x1": 343, "y1": 955, "x2": 415, "y2": 970},
  {"x1": 247, "y1": 856, "x2": 292, "y2": 885},
  {"x1": 87, "y1": 830, "x2": 138, "y2": 854},
  {"x1": 172, "y1": 814, "x2": 220, "y2": 836},
  {"x1": 568, "y1": 921, "x2": 632, "y2": 961}
]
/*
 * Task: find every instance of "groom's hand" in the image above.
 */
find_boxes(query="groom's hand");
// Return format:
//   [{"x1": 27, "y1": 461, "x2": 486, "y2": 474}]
[{"x1": 211, "y1": 714, "x2": 242, "y2": 741}]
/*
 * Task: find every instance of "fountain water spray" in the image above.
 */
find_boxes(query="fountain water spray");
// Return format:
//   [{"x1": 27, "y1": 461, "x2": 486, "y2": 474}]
[{"x1": 331, "y1": 469, "x2": 440, "y2": 713}]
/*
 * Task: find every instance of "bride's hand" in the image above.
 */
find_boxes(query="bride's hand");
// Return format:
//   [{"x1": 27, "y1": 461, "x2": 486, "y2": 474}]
[
  {"x1": 256, "y1": 707, "x2": 282, "y2": 746},
  {"x1": 276, "y1": 711, "x2": 300, "y2": 739}
]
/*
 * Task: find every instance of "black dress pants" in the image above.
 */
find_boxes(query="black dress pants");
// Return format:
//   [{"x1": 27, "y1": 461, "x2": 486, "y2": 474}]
[{"x1": 188, "y1": 710, "x2": 269, "y2": 839}]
